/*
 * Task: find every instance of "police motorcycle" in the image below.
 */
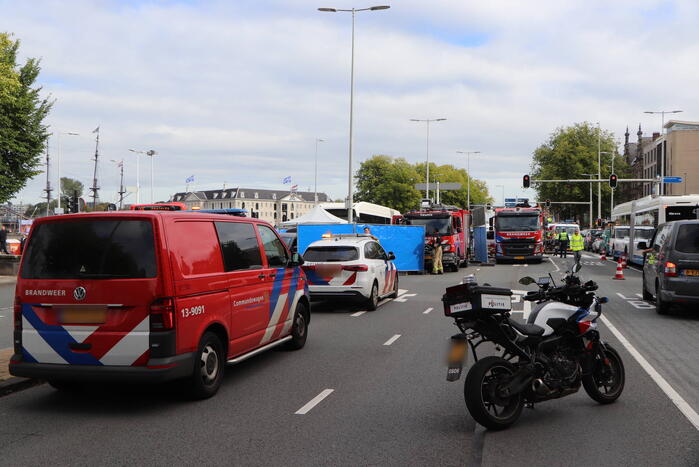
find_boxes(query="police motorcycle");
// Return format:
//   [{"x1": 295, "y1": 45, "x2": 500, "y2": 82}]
[{"x1": 442, "y1": 263, "x2": 625, "y2": 430}]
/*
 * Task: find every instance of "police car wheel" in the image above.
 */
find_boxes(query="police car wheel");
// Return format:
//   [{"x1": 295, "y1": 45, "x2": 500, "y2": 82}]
[
  {"x1": 189, "y1": 332, "x2": 225, "y2": 399},
  {"x1": 366, "y1": 282, "x2": 379, "y2": 311},
  {"x1": 285, "y1": 302, "x2": 309, "y2": 350}
]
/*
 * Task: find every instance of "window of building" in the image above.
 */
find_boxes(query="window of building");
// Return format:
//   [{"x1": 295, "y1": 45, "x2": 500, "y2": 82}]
[
  {"x1": 255, "y1": 203, "x2": 259, "y2": 210},
  {"x1": 242, "y1": 202, "x2": 246, "y2": 209},
  {"x1": 240, "y1": 192, "x2": 245, "y2": 198},
  {"x1": 254, "y1": 192, "x2": 259, "y2": 199},
  {"x1": 272, "y1": 193, "x2": 276, "y2": 200}
]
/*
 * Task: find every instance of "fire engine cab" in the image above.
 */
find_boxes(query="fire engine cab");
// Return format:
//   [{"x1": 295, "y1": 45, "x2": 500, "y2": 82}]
[
  {"x1": 493, "y1": 206, "x2": 545, "y2": 263},
  {"x1": 398, "y1": 202, "x2": 470, "y2": 272}
]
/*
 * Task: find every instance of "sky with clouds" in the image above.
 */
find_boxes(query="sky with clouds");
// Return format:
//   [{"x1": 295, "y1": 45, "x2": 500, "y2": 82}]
[{"x1": 3, "y1": 0, "x2": 698, "y2": 207}]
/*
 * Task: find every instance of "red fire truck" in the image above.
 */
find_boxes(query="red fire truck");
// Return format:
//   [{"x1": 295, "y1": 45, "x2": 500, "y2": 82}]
[
  {"x1": 493, "y1": 206, "x2": 545, "y2": 263},
  {"x1": 399, "y1": 203, "x2": 470, "y2": 272}
]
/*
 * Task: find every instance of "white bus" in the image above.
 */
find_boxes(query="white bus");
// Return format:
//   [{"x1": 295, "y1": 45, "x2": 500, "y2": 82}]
[
  {"x1": 611, "y1": 194, "x2": 699, "y2": 264},
  {"x1": 320, "y1": 201, "x2": 400, "y2": 225}
]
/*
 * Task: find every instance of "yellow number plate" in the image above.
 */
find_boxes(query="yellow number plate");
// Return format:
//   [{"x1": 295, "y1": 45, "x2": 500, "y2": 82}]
[
  {"x1": 448, "y1": 341, "x2": 467, "y2": 364},
  {"x1": 515, "y1": 256, "x2": 525, "y2": 260},
  {"x1": 685, "y1": 269, "x2": 699, "y2": 276}
]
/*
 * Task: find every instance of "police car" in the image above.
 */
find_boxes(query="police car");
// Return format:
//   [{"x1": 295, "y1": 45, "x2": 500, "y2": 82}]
[{"x1": 302, "y1": 234, "x2": 398, "y2": 310}]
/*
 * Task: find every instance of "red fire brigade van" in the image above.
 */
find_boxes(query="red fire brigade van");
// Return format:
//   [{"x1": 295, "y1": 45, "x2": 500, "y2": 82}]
[{"x1": 10, "y1": 211, "x2": 310, "y2": 399}]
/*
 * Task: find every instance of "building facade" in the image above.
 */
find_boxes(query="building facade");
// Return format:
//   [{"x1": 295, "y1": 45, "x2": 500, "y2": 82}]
[
  {"x1": 170, "y1": 188, "x2": 330, "y2": 225},
  {"x1": 623, "y1": 120, "x2": 699, "y2": 199}
]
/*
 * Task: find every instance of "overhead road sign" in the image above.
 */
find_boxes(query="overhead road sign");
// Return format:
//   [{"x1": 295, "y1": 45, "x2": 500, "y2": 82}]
[
  {"x1": 414, "y1": 183, "x2": 462, "y2": 191},
  {"x1": 663, "y1": 176, "x2": 683, "y2": 183}
]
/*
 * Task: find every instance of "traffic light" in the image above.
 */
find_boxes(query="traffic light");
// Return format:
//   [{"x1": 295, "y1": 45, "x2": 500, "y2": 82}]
[
  {"x1": 523, "y1": 174, "x2": 530, "y2": 189},
  {"x1": 609, "y1": 173, "x2": 618, "y2": 188},
  {"x1": 69, "y1": 191, "x2": 79, "y2": 213},
  {"x1": 545, "y1": 199, "x2": 551, "y2": 209}
]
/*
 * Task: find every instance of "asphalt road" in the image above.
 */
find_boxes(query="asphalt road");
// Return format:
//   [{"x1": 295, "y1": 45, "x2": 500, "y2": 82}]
[{"x1": 0, "y1": 261, "x2": 697, "y2": 466}]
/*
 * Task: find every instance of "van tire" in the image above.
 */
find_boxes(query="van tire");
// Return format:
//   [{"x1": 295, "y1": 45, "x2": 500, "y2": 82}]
[
  {"x1": 642, "y1": 274, "x2": 653, "y2": 301},
  {"x1": 655, "y1": 281, "x2": 670, "y2": 315},
  {"x1": 189, "y1": 331, "x2": 225, "y2": 400},
  {"x1": 285, "y1": 302, "x2": 309, "y2": 350}
]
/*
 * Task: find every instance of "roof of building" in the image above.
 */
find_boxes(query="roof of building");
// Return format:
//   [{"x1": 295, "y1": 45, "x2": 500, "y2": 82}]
[
  {"x1": 170, "y1": 188, "x2": 329, "y2": 203},
  {"x1": 664, "y1": 120, "x2": 699, "y2": 131}
]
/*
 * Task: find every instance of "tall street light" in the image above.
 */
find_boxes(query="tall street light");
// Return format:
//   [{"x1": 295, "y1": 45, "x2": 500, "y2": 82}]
[
  {"x1": 596, "y1": 122, "x2": 602, "y2": 223},
  {"x1": 314, "y1": 138, "x2": 325, "y2": 205},
  {"x1": 644, "y1": 109, "x2": 683, "y2": 195},
  {"x1": 601, "y1": 150, "x2": 614, "y2": 215},
  {"x1": 318, "y1": 5, "x2": 390, "y2": 223},
  {"x1": 581, "y1": 173, "x2": 595, "y2": 229},
  {"x1": 456, "y1": 150, "x2": 480, "y2": 210},
  {"x1": 495, "y1": 184, "x2": 504, "y2": 207},
  {"x1": 56, "y1": 132, "x2": 80, "y2": 213},
  {"x1": 129, "y1": 149, "x2": 156, "y2": 203},
  {"x1": 410, "y1": 118, "x2": 446, "y2": 200}
]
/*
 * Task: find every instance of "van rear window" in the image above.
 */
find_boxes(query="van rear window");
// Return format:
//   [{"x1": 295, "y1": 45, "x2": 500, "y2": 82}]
[
  {"x1": 675, "y1": 225, "x2": 699, "y2": 254},
  {"x1": 22, "y1": 219, "x2": 157, "y2": 279},
  {"x1": 303, "y1": 246, "x2": 358, "y2": 262}
]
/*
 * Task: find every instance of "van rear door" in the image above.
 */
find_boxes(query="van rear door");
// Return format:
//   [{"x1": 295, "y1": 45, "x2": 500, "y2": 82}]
[{"x1": 18, "y1": 218, "x2": 159, "y2": 366}]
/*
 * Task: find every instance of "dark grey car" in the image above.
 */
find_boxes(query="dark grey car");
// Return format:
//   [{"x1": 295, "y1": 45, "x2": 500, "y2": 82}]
[{"x1": 640, "y1": 220, "x2": 699, "y2": 314}]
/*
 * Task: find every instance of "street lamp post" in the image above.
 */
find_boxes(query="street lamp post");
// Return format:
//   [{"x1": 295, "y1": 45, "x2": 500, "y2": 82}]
[
  {"x1": 318, "y1": 5, "x2": 390, "y2": 223},
  {"x1": 495, "y1": 184, "x2": 504, "y2": 207},
  {"x1": 456, "y1": 150, "x2": 480, "y2": 210},
  {"x1": 129, "y1": 149, "x2": 157, "y2": 204},
  {"x1": 644, "y1": 110, "x2": 683, "y2": 195},
  {"x1": 582, "y1": 173, "x2": 594, "y2": 229},
  {"x1": 56, "y1": 132, "x2": 79, "y2": 213},
  {"x1": 410, "y1": 118, "x2": 446, "y2": 201},
  {"x1": 601, "y1": 150, "x2": 614, "y2": 215},
  {"x1": 596, "y1": 123, "x2": 602, "y2": 223},
  {"x1": 314, "y1": 138, "x2": 325, "y2": 205}
]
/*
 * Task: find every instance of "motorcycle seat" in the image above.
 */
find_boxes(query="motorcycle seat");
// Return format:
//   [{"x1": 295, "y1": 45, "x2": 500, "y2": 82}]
[{"x1": 508, "y1": 318, "x2": 545, "y2": 336}]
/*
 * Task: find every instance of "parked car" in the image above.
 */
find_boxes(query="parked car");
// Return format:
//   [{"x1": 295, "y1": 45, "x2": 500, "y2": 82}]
[
  {"x1": 640, "y1": 220, "x2": 699, "y2": 314},
  {"x1": 10, "y1": 211, "x2": 310, "y2": 399},
  {"x1": 302, "y1": 234, "x2": 398, "y2": 310},
  {"x1": 584, "y1": 229, "x2": 602, "y2": 250},
  {"x1": 591, "y1": 236, "x2": 606, "y2": 253}
]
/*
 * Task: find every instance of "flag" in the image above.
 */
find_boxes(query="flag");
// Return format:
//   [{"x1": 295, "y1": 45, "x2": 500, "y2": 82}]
[
  {"x1": 282, "y1": 176, "x2": 292, "y2": 184},
  {"x1": 92, "y1": 126, "x2": 100, "y2": 134},
  {"x1": 117, "y1": 160, "x2": 123, "y2": 168},
  {"x1": 291, "y1": 184, "x2": 298, "y2": 192},
  {"x1": 185, "y1": 175, "x2": 195, "y2": 183}
]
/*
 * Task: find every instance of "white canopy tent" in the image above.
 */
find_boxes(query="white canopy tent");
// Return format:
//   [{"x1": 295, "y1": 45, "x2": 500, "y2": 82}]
[{"x1": 280, "y1": 205, "x2": 348, "y2": 227}]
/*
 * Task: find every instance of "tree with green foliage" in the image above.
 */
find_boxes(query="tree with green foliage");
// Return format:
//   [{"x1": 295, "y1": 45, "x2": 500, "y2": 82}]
[
  {"x1": 531, "y1": 122, "x2": 627, "y2": 224},
  {"x1": 60, "y1": 177, "x2": 84, "y2": 198},
  {"x1": 355, "y1": 155, "x2": 492, "y2": 213},
  {"x1": 0, "y1": 32, "x2": 53, "y2": 204}
]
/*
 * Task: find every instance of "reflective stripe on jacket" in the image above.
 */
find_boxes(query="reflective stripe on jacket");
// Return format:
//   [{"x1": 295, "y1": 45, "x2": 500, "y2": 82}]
[
  {"x1": 557, "y1": 232, "x2": 569, "y2": 241},
  {"x1": 570, "y1": 234, "x2": 584, "y2": 251}
]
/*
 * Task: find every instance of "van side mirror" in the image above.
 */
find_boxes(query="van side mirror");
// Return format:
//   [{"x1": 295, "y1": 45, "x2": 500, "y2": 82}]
[
  {"x1": 387, "y1": 252, "x2": 395, "y2": 261},
  {"x1": 289, "y1": 252, "x2": 304, "y2": 267},
  {"x1": 637, "y1": 241, "x2": 647, "y2": 250}
]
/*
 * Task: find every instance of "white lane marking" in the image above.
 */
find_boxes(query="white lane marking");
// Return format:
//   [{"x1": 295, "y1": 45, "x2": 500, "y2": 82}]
[
  {"x1": 523, "y1": 300, "x2": 532, "y2": 321},
  {"x1": 423, "y1": 307, "x2": 433, "y2": 314},
  {"x1": 513, "y1": 264, "x2": 521, "y2": 267},
  {"x1": 600, "y1": 315, "x2": 699, "y2": 431},
  {"x1": 550, "y1": 257, "x2": 561, "y2": 272},
  {"x1": 393, "y1": 294, "x2": 416, "y2": 303},
  {"x1": 635, "y1": 293, "x2": 643, "y2": 298},
  {"x1": 397, "y1": 289, "x2": 408, "y2": 297},
  {"x1": 377, "y1": 298, "x2": 392, "y2": 308},
  {"x1": 351, "y1": 311, "x2": 366, "y2": 317},
  {"x1": 476, "y1": 268, "x2": 481, "y2": 271},
  {"x1": 295, "y1": 389, "x2": 334, "y2": 415},
  {"x1": 383, "y1": 334, "x2": 401, "y2": 346},
  {"x1": 523, "y1": 264, "x2": 528, "y2": 268}
]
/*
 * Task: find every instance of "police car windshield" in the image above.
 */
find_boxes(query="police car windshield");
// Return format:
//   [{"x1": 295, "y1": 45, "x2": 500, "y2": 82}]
[
  {"x1": 407, "y1": 218, "x2": 452, "y2": 235},
  {"x1": 304, "y1": 246, "x2": 359, "y2": 262},
  {"x1": 21, "y1": 220, "x2": 157, "y2": 279},
  {"x1": 496, "y1": 215, "x2": 540, "y2": 232}
]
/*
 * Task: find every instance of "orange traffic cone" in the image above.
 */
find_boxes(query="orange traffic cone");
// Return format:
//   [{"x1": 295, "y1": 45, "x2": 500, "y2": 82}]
[
  {"x1": 600, "y1": 249, "x2": 607, "y2": 261},
  {"x1": 622, "y1": 253, "x2": 628, "y2": 269},
  {"x1": 613, "y1": 258, "x2": 625, "y2": 280}
]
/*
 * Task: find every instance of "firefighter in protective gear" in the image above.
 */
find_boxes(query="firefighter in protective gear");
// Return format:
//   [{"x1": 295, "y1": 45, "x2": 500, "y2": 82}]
[
  {"x1": 570, "y1": 228, "x2": 585, "y2": 264},
  {"x1": 431, "y1": 230, "x2": 444, "y2": 274},
  {"x1": 556, "y1": 230, "x2": 570, "y2": 258}
]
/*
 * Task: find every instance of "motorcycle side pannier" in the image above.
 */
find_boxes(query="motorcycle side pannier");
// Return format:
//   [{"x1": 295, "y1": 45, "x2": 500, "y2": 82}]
[{"x1": 442, "y1": 283, "x2": 513, "y2": 318}]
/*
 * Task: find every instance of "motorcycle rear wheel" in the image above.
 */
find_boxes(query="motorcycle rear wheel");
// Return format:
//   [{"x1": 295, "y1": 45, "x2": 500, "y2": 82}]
[
  {"x1": 464, "y1": 356, "x2": 524, "y2": 430},
  {"x1": 582, "y1": 343, "x2": 625, "y2": 404}
]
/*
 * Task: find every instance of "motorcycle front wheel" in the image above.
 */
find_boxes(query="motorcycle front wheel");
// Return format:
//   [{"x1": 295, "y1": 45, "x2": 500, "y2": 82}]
[
  {"x1": 464, "y1": 356, "x2": 524, "y2": 430},
  {"x1": 582, "y1": 343, "x2": 625, "y2": 404}
]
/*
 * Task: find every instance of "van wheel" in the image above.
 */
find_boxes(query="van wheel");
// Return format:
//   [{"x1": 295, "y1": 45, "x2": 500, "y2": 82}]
[
  {"x1": 655, "y1": 282, "x2": 670, "y2": 315},
  {"x1": 285, "y1": 302, "x2": 308, "y2": 350},
  {"x1": 189, "y1": 332, "x2": 225, "y2": 399},
  {"x1": 366, "y1": 282, "x2": 379, "y2": 311}
]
